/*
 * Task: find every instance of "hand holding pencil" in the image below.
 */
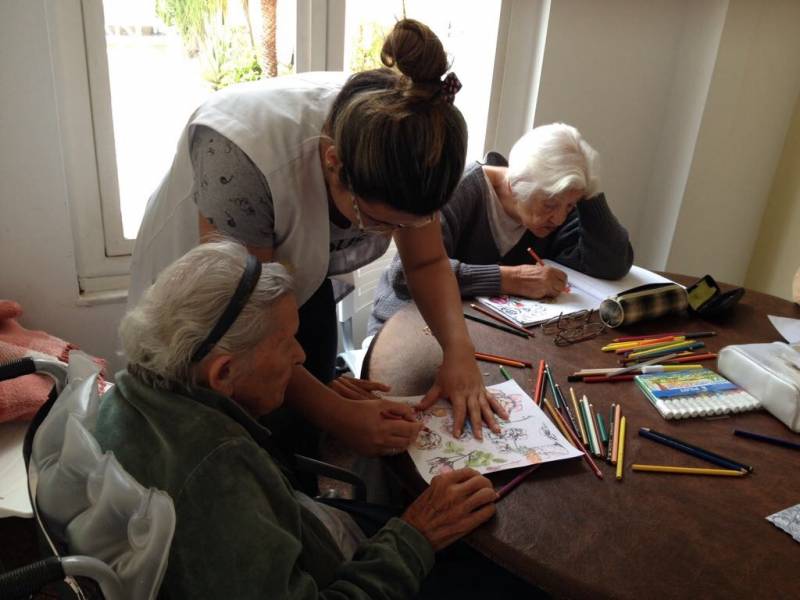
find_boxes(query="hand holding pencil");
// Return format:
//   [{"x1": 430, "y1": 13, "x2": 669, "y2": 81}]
[{"x1": 499, "y1": 263, "x2": 567, "y2": 298}]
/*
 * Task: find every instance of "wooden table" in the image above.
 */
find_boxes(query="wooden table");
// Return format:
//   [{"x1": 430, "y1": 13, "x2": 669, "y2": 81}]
[{"x1": 365, "y1": 276, "x2": 800, "y2": 599}]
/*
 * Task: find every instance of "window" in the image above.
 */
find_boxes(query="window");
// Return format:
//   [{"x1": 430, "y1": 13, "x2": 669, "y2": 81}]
[
  {"x1": 54, "y1": 0, "x2": 543, "y2": 295},
  {"x1": 343, "y1": 0, "x2": 502, "y2": 162}
]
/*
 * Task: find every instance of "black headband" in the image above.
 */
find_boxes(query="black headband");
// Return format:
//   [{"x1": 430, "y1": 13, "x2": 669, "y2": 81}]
[{"x1": 191, "y1": 254, "x2": 262, "y2": 363}]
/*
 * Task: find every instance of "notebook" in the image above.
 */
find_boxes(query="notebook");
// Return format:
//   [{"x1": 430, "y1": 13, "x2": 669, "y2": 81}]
[
  {"x1": 634, "y1": 368, "x2": 760, "y2": 420},
  {"x1": 476, "y1": 262, "x2": 675, "y2": 326}
]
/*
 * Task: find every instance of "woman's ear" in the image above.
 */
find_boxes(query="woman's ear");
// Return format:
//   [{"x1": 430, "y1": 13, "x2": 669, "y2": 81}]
[
  {"x1": 202, "y1": 353, "x2": 236, "y2": 397},
  {"x1": 323, "y1": 145, "x2": 340, "y2": 172}
]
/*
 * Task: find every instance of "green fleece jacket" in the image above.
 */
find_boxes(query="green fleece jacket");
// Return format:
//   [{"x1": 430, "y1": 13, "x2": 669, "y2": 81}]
[{"x1": 94, "y1": 371, "x2": 434, "y2": 599}]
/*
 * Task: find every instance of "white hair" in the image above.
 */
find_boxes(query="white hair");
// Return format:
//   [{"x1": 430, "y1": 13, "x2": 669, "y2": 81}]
[
  {"x1": 506, "y1": 123, "x2": 600, "y2": 204},
  {"x1": 120, "y1": 240, "x2": 293, "y2": 389}
]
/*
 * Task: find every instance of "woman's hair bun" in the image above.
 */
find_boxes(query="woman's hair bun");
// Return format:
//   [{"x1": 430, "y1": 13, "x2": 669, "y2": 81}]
[{"x1": 380, "y1": 19, "x2": 448, "y2": 85}]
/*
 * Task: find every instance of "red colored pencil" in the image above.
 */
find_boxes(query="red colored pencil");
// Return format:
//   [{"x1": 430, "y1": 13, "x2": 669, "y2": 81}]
[
  {"x1": 612, "y1": 332, "x2": 682, "y2": 342},
  {"x1": 584, "y1": 374, "x2": 637, "y2": 383},
  {"x1": 497, "y1": 464, "x2": 540, "y2": 499},
  {"x1": 469, "y1": 303, "x2": 532, "y2": 336},
  {"x1": 526, "y1": 247, "x2": 544, "y2": 265},
  {"x1": 534, "y1": 359, "x2": 546, "y2": 406},
  {"x1": 475, "y1": 353, "x2": 526, "y2": 369},
  {"x1": 663, "y1": 353, "x2": 717, "y2": 364}
]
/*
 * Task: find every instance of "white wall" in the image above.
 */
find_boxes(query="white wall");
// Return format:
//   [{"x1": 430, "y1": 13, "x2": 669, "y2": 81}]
[
  {"x1": 666, "y1": 0, "x2": 800, "y2": 282},
  {"x1": 1, "y1": 1, "x2": 127, "y2": 371}
]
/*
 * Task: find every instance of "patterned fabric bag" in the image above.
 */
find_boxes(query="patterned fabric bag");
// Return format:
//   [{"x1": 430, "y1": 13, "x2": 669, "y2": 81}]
[{"x1": 599, "y1": 283, "x2": 688, "y2": 328}]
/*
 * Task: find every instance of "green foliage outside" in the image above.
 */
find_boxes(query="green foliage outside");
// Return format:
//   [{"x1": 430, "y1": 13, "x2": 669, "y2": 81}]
[
  {"x1": 202, "y1": 25, "x2": 262, "y2": 90},
  {"x1": 349, "y1": 22, "x2": 389, "y2": 73}
]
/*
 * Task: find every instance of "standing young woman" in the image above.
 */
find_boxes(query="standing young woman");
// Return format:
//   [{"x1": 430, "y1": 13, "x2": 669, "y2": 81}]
[{"x1": 128, "y1": 20, "x2": 505, "y2": 465}]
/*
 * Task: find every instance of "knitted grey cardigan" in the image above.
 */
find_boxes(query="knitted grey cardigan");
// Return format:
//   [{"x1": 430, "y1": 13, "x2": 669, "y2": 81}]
[{"x1": 368, "y1": 153, "x2": 634, "y2": 335}]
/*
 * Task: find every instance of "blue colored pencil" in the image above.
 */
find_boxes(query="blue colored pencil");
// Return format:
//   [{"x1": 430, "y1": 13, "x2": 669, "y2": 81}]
[{"x1": 734, "y1": 429, "x2": 800, "y2": 451}]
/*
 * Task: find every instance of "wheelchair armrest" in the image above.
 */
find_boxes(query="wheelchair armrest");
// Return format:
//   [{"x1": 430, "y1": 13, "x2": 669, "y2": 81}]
[
  {"x1": 0, "y1": 556, "x2": 64, "y2": 599},
  {"x1": 293, "y1": 454, "x2": 367, "y2": 502}
]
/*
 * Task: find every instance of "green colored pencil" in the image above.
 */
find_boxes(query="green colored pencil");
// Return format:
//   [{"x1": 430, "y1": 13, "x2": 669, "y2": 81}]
[{"x1": 499, "y1": 365, "x2": 512, "y2": 381}]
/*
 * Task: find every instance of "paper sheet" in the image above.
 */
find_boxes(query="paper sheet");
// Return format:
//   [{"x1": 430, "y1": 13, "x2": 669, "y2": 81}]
[
  {"x1": 768, "y1": 315, "x2": 800, "y2": 344},
  {"x1": 390, "y1": 380, "x2": 582, "y2": 484},
  {"x1": 477, "y1": 263, "x2": 676, "y2": 326},
  {"x1": 766, "y1": 503, "x2": 800, "y2": 543}
]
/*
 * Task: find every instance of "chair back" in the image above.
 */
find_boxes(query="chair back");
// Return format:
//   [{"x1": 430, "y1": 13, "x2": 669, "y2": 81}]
[{"x1": 27, "y1": 351, "x2": 175, "y2": 600}]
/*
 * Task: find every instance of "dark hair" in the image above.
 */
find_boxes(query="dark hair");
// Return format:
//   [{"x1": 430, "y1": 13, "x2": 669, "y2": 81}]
[{"x1": 323, "y1": 19, "x2": 467, "y2": 216}]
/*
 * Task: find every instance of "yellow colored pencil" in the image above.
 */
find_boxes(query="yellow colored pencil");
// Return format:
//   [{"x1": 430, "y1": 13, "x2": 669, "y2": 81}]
[
  {"x1": 615, "y1": 416, "x2": 626, "y2": 481},
  {"x1": 611, "y1": 404, "x2": 622, "y2": 464},
  {"x1": 629, "y1": 340, "x2": 697, "y2": 359},
  {"x1": 631, "y1": 465, "x2": 746, "y2": 477}
]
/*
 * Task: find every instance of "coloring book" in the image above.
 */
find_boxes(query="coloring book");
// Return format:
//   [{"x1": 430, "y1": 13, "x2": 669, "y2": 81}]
[
  {"x1": 390, "y1": 380, "x2": 582, "y2": 484},
  {"x1": 476, "y1": 262, "x2": 674, "y2": 326}
]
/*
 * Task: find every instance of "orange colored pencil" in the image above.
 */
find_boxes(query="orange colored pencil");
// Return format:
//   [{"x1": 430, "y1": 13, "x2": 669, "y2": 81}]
[
  {"x1": 474, "y1": 353, "x2": 526, "y2": 369},
  {"x1": 469, "y1": 303, "x2": 532, "y2": 337},
  {"x1": 474, "y1": 351, "x2": 532, "y2": 368}
]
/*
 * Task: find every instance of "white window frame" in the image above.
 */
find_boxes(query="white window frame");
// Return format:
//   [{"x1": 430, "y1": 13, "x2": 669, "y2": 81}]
[{"x1": 53, "y1": 0, "x2": 543, "y2": 297}]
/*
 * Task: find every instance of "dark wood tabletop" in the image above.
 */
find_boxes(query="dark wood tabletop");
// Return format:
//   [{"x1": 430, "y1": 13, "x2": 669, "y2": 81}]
[{"x1": 365, "y1": 275, "x2": 800, "y2": 599}]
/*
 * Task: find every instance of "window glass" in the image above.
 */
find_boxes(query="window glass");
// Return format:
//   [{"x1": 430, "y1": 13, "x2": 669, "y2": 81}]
[
  {"x1": 343, "y1": 0, "x2": 502, "y2": 162},
  {"x1": 101, "y1": 0, "x2": 296, "y2": 238}
]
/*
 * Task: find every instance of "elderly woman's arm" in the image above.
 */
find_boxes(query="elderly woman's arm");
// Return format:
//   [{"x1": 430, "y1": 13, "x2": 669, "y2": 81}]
[
  {"x1": 167, "y1": 439, "x2": 435, "y2": 600},
  {"x1": 548, "y1": 193, "x2": 633, "y2": 279}
]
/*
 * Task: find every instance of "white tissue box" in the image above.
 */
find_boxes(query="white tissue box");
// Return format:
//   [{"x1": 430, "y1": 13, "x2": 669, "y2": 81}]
[{"x1": 717, "y1": 342, "x2": 800, "y2": 433}]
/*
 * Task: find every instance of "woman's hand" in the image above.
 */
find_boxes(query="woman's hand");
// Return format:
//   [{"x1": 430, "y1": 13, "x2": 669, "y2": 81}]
[
  {"x1": 328, "y1": 375, "x2": 391, "y2": 400},
  {"x1": 332, "y1": 397, "x2": 422, "y2": 457},
  {"x1": 416, "y1": 348, "x2": 508, "y2": 440},
  {"x1": 500, "y1": 264, "x2": 567, "y2": 298},
  {"x1": 402, "y1": 468, "x2": 497, "y2": 551}
]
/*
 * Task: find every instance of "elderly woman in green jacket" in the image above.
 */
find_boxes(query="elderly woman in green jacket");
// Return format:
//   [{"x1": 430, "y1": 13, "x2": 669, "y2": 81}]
[{"x1": 94, "y1": 240, "x2": 499, "y2": 599}]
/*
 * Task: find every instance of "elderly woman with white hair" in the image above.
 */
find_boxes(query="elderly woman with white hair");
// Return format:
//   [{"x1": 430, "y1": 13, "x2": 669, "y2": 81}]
[
  {"x1": 94, "y1": 240, "x2": 504, "y2": 599},
  {"x1": 369, "y1": 122, "x2": 634, "y2": 334}
]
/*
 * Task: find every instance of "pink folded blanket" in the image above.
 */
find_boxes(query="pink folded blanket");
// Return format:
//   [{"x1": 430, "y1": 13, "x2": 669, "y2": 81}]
[{"x1": 0, "y1": 300, "x2": 105, "y2": 423}]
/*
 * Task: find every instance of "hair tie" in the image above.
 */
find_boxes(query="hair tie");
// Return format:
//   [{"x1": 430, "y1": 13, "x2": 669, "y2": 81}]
[
  {"x1": 191, "y1": 254, "x2": 262, "y2": 363},
  {"x1": 441, "y1": 72, "x2": 462, "y2": 104}
]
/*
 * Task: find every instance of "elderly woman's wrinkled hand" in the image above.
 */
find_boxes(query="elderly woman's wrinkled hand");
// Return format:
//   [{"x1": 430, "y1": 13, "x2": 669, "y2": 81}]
[
  {"x1": 328, "y1": 375, "x2": 391, "y2": 400},
  {"x1": 401, "y1": 468, "x2": 497, "y2": 551},
  {"x1": 500, "y1": 263, "x2": 567, "y2": 298},
  {"x1": 333, "y1": 397, "x2": 422, "y2": 457}
]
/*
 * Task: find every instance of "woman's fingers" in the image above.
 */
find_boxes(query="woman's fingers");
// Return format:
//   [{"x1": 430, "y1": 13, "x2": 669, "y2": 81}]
[
  {"x1": 467, "y1": 393, "x2": 484, "y2": 441},
  {"x1": 485, "y1": 390, "x2": 509, "y2": 420},
  {"x1": 346, "y1": 377, "x2": 391, "y2": 392},
  {"x1": 418, "y1": 383, "x2": 442, "y2": 411}
]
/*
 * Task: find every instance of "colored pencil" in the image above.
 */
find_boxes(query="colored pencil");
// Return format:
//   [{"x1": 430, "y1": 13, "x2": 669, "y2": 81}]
[
  {"x1": 612, "y1": 331, "x2": 716, "y2": 342},
  {"x1": 571, "y1": 364, "x2": 704, "y2": 379},
  {"x1": 639, "y1": 428, "x2": 752, "y2": 473},
  {"x1": 543, "y1": 398, "x2": 604, "y2": 479},
  {"x1": 628, "y1": 340, "x2": 704, "y2": 360},
  {"x1": 616, "y1": 416, "x2": 627, "y2": 481},
  {"x1": 499, "y1": 365, "x2": 512, "y2": 381},
  {"x1": 631, "y1": 464, "x2": 745, "y2": 477},
  {"x1": 662, "y1": 353, "x2": 717, "y2": 364},
  {"x1": 469, "y1": 303, "x2": 532, "y2": 336},
  {"x1": 603, "y1": 336, "x2": 675, "y2": 351},
  {"x1": 584, "y1": 374, "x2": 637, "y2": 383},
  {"x1": 542, "y1": 397, "x2": 574, "y2": 441},
  {"x1": 611, "y1": 404, "x2": 622, "y2": 464},
  {"x1": 581, "y1": 397, "x2": 600, "y2": 456},
  {"x1": 570, "y1": 388, "x2": 589, "y2": 445},
  {"x1": 733, "y1": 429, "x2": 800, "y2": 451},
  {"x1": 474, "y1": 353, "x2": 526, "y2": 369},
  {"x1": 464, "y1": 312, "x2": 529, "y2": 338},
  {"x1": 616, "y1": 338, "x2": 689, "y2": 355},
  {"x1": 534, "y1": 359, "x2": 546, "y2": 406},
  {"x1": 597, "y1": 413, "x2": 609, "y2": 444},
  {"x1": 475, "y1": 351, "x2": 533, "y2": 368},
  {"x1": 609, "y1": 352, "x2": 683, "y2": 376},
  {"x1": 557, "y1": 384, "x2": 580, "y2": 437},
  {"x1": 545, "y1": 365, "x2": 561, "y2": 409},
  {"x1": 589, "y1": 403, "x2": 606, "y2": 457},
  {"x1": 526, "y1": 246, "x2": 544, "y2": 265},
  {"x1": 497, "y1": 464, "x2": 540, "y2": 499},
  {"x1": 606, "y1": 404, "x2": 616, "y2": 463}
]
